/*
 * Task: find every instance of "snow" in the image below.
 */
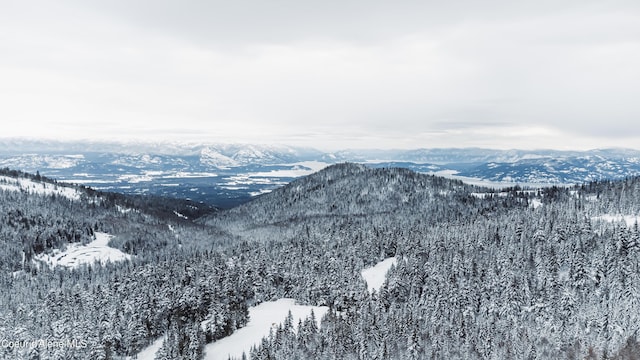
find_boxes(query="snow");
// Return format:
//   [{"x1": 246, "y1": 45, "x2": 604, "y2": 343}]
[
  {"x1": 221, "y1": 186, "x2": 249, "y2": 190},
  {"x1": 173, "y1": 211, "x2": 188, "y2": 219},
  {"x1": 204, "y1": 299, "x2": 328, "y2": 360},
  {"x1": 471, "y1": 192, "x2": 543, "y2": 208},
  {"x1": 164, "y1": 171, "x2": 219, "y2": 178},
  {"x1": 34, "y1": 232, "x2": 131, "y2": 268},
  {"x1": 59, "y1": 179, "x2": 114, "y2": 184},
  {"x1": 0, "y1": 154, "x2": 83, "y2": 169},
  {"x1": 427, "y1": 170, "x2": 562, "y2": 189},
  {"x1": 361, "y1": 257, "x2": 398, "y2": 293},
  {"x1": 592, "y1": 214, "x2": 640, "y2": 228},
  {"x1": 246, "y1": 161, "x2": 331, "y2": 178},
  {"x1": 0, "y1": 175, "x2": 80, "y2": 200},
  {"x1": 116, "y1": 205, "x2": 138, "y2": 214},
  {"x1": 200, "y1": 148, "x2": 239, "y2": 169},
  {"x1": 127, "y1": 336, "x2": 165, "y2": 360},
  {"x1": 530, "y1": 199, "x2": 543, "y2": 209},
  {"x1": 117, "y1": 174, "x2": 154, "y2": 183},
  {"x1": 225, "y1": 175, "x2": 276, "y2": 186},
  {"x1": 249, "y1": 189, "x2": 273, "y2": 197},
  {"x1": 471, "y1": 192, "x2": 508, "y2": 199}
]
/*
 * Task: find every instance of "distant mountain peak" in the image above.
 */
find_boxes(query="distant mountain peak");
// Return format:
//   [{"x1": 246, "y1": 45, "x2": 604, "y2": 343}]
[{"x1": 200, "y1": 148, "x2": 239, "y2": 169}]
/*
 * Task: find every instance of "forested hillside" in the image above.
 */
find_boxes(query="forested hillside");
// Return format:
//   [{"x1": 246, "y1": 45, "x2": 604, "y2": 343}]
[{"x1": 2, "y1": 164, "x2": 640, "y2": 359}]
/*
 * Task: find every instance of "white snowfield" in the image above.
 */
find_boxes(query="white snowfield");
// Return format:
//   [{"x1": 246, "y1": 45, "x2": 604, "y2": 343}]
[
  {"x1": 135, "y1": 258, "x2": 396, "y2": 360},
  {"x1": 0, "y1": 175, "x2": 80, "y2": 200},
  {"x1": 361, "y1": 257, "x2": 398, "y2": 293},
  {"x1": 204, "y1": 299, "x2": 328, "y2": 360},
  {"x1": 592, "y1": 214, "x2": 640, "y2": 228},
  {"x1": 127, "y1": 336, "x2": 166, "y2": 360},
  {"x1": 34, "y1": 232, "x2": 131, "y2": 268},
  {"x1": 530, "y1": 199, "x2": 543, "y2": 209}
]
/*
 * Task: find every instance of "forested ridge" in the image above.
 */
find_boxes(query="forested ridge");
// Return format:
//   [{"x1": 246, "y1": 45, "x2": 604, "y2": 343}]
[{"x1": 2, "y1": 164, "x2": 640, "y2": 359}]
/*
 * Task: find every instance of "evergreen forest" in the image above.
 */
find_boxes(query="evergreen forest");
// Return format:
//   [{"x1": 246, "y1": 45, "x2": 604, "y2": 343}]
[{"x1": 2, "y1": 163, "x2": 640, "y2": 359}]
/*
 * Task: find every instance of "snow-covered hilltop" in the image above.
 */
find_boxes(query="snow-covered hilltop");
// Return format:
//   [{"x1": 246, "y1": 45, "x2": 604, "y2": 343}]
[{"x1": 0, "y1": 174, "x2": 80, "y2": 200}]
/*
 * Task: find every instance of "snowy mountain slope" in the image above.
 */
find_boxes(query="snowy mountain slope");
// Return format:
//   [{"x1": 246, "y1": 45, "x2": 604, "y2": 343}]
[
  {"x1": 200, "y1": 148, "x2": 239, "y2": 169},
  {"x1": 0, "y1": 168, "x2": 216, "y2": 273},
  {"x1": 202, "y1": 163, "x2": 528, "y2": 245},
  {"x1": 0, "y1": 154, "x2": 84, "y2": 169},
  {"x1": 0, "y1": 174, "x2": 81, "y2": 200},
  {"x1": 459, "y1": 155, "x2": 640, "y2": 184}
]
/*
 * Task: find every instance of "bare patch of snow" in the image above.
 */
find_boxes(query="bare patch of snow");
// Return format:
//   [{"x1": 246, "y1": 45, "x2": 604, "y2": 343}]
[
  {"x1": 126, "y1": 336, "x2": 166, "y2": 360},
  {"x1": 173, "y1": 211, "x2": 188, "y2": 219},
  {"x1": 471, "y1": 192, "x2": 509, "y2": 199},
  {"x1": 530, "y1": 199, "x2": 543, "y2": 209},
  {"x1": 249, "y1": 189, "x2": 273, "y2": 197},
  {"x1": 592, "y1": 215, "x2": 640, "y2": 228},
  {"x1": 116, "y1": 205, "x2": 138, "y2": 214},
  {"x1": 361, "y1": 257, "x2": 397, "y2": 293},
  {"x1": 117, "y1": 174, "x2": 154, "y2": 183},
  {"x1": 34, "y1": 232, "x2": 131, "y2": 268},
  {"x1": 204, "y1": 299, "x2": 328, "y2": 360},
  {"x1": 164, "y1": 172, "x2": 219, "y2": 178}
]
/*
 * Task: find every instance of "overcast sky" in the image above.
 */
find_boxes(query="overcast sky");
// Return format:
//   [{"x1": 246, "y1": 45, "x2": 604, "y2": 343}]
[{"x1": 1, "y1": 0, "x2": 639, "y2": 150}]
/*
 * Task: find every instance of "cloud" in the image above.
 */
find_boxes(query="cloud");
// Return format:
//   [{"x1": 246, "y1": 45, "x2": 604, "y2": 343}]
[{"x1": 0, "y1": 0, "x2": 639, "y2": 150}]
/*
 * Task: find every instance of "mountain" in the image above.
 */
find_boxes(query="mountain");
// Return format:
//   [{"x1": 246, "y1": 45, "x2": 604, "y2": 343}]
[
  {"x1": 2, "y1": 139, "x2": 640, "y2": 208},
  {"x1": 459, "y1": 154, "x2": 640, "y2": 183},
  {"x1": 203, "y1": 163, "x2": 525, "y2": 243},
  {"x1": 0, "y1": 140, "x2": 333, "y2": 208}
]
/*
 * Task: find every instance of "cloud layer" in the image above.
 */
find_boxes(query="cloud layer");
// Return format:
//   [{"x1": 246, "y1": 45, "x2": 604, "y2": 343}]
[{"x1": 1, "y1": 0, "x2": 639, "y2": 150}]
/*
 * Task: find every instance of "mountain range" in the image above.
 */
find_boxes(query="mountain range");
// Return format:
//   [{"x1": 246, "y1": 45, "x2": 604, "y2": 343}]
[{"x1": 2, "y1": 139, "x2": 640, "y2": 207}]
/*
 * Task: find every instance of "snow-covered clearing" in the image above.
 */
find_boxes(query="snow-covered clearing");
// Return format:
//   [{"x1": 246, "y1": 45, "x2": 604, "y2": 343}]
[
  {"x1": 116, "y1": 204, "x2": 138, "y2": 214},
  {"x1": 470, "y1": 192, "x2": 508, "y2": 199},
  {"x1": 34, "y1": 232, "x2": 131, "y2": 268},
  {"x1": 592, "y1": 215, "x2": 640, "y2": 228},
  {"x1": 361, "y1": 257, "x2": 397, "y2": 293},
  {"x1": 0, "y1": 175, "x2": 80, "y2": 200},
  {"x1": 204, "y1": 299, "x2": 328, "y2": 360},
  {"x1": 530, "y1": 199, "x2": 543, "y2": 209},
  {"x1": 127, "y1": 336, "x2": 165, "y2": 360}
]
